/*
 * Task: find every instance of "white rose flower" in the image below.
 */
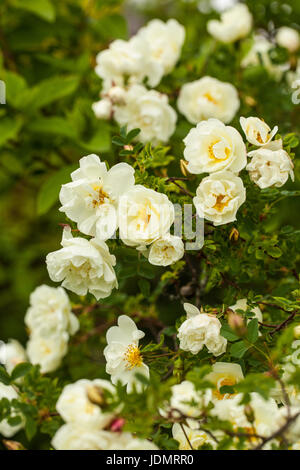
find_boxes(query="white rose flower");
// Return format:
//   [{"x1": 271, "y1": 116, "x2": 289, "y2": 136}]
[
  {"x1": 104, "y1": 315, "x2": 149, "y2": 392},
  {"x1": 95, "y1": 36, "x2": 157, "y2": 89},
  {"x1": 241, "y1": 35, "x2": 288, "y2": 80},
  {"x1": 172, "y1": 423, "x2": 217, "y2": 450},
  {"x1": 59, "y1": 154, "x2": 135, "y2": 240},
  {"x1": 193, "y1": 171, "x2": 246, "y2": 226},
  {"x1": 183, "y1": 118, "x2": 246, "y2": 175},
  {"x1": 247, "y1": 142, "x2": 294, "y2": 189},
  {"x1": 178, "y1": 77, "x2": 240, "y2": 125},
  {"x1": 118, "y1": 185, "x2": 174, "y2": 247},
  {"x1": 0, "y1": 340, "x2": 27, "y2": 375},
  {"x1": 136, "y1": 19, "x2": 185, "y2": 83},
  {"x1": 207, "y1": 4, "x2": 252, "y2": 43},
  {"x1": 170, "y1": 380, "x2": 211, "y2": 418},
  {"x1": 178, "y1": 303, "x2": 227, "y2": 356},
  {"x1": 107, "y1": 85, "x2": 126, "y2": 104},
  {"x1": 92, "y1": 98, "x2": 112, "y2": 120},
  {"x1": 148, "y1": 234, "x2": 184, "y2": 266},
  {"x1": 240, "y1": 116, "x2": 278, "y2": 147},
  {"x1": 46, "y1": 227, "x2": 118, "y2": 300},
  {"x1": 276, "y1": 27, "x2": 300, "y2": 53},
  {"x1": 25, "y1": 285, "x2": 79, "y2": 338},
  {"x1": 52, "y1": 423, "x2": 114, "y2": 450},
  {"x1": 26, "y1": 332, "x2": 69, "y2": 374},
  {"x1": 56, "y1": 379, "x2": 115, "y2": 428},
  {"x1": 205, "y1": 362, "x2": 244, "y2": 400},
  {"x1": 0, "y1": 383, "x2": 24, "y2": 437},
  {"x1": 114, "y1": 84, "x2": 177, "y2": 144}
]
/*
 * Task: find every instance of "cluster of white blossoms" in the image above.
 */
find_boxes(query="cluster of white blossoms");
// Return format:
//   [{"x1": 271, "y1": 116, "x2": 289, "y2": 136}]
[
  {"x1": 240, "y1": 117, "x2": 294, "y2": 189},
  {"x1": 92, "y1": 19, "x2": 185, "y2": 144},
  {"x1": 178, "y1": 303, "x2": 227, "y2": 356},
  {"x1": 25, "y1": 285, "x2": 79, "y2": 373},
  {"x1": 52, "y1": 378, "x2": 157, "y2": 450},
  {"x1": 47, "y1": 153, "x2": 184, "y2": 298}
]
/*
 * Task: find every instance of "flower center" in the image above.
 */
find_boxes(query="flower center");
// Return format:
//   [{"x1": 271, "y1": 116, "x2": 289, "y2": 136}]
[
  {"x1": 91, "y1": 184, "x2": 109, "y2": 207},
  {"x1": 208, "y1": 141, "x2": 230, "y2": 162},
  {"x1": 203, "y1": 92, "x2": 218, "y2": 105},
  {"x1": 213, "y1": 378, "x2": 236, "y2": 400},
  {"x1": 124, "y1": 344, "x2": 143, "y2": 370},
  {"x1": 213, "y1": 194, "x2": 230, "y2": 212}
]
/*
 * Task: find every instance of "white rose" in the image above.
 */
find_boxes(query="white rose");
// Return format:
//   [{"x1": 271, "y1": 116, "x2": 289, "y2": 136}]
[
  {"x1": 52, "y1": 423, "x2": 114, "y2": 450},
  {"x1": 247, "y1": 142, "x2": 294, "y2": 189},
  {"x1": 25, "y1": 285, "x2": 79, "y2": 338},
  {"x1": 114, "y1": 84, "x2": 177, "y2": 144},
  {"x1": 92, "y1": 98, "x2": 112, "y2": 120},
  {"x1": 136, "y1": 19, "x2": 185, "y2": 83},
  {"x1": 178, "y1": 303, "x2": 227, "y2": 356},
  {"x1": 107, "y1": 85, "x2": 126, "y2": 104},
  {"x1": 211, "y1": 0, "x2": 238, "y2": 12},
  {"x1": 95, "y1": 36, "x2": 156, "y2": 89},
  {"x1": 178, "y1": 76, "x2": 240, "y2": 124},
  {"x1": 170, "y1": 380, "x2": 211, "y2": 418},
  {"x1": 241, "y1": 35, "x2": 288, "y2": 80},
  {"x1": 56, "y1": 379, "x2": 115, "y2": 428},
  {"x1": 0, "y1": 340, "x2": 27, "y2": 375},
  {"x1": 276, "y1": 27, "x2": 300, "y2": 53},
  {"x1": 230, "y1": 298, "x2": 263, "y2": 323},
  {"x1": 172, "y1": 423, "x2": 217, "y2": 450},
  {"x1": 104, "y1": 315, "x2": 149, "y2": 392},
  {"x1": 183, "y1": 118, "x2": 246, "y2": 175},
  {"x1": 59, "y1": 154, "x2": 135, "y2": 239},
  {"x1": 46, "y1": 227, "x2": 118, "y2": 300},
  {"x1": 118, "y1": 185, "x2": 174, "y2": 247},
  {"x1": 207, "y1": 4, "x2": 252, "y2": 43},
  {"x1": 193, "y1": 171, "x2": 246, "y2": 226},
  {"x1": 205, "y1": 362, "x2": 244, "y2": 400},
  {"x1": 240, "y1": 116, "x2": 278, "y2": 147},
  {"x1": 148, "y1": 235, "x2": 184, "y2": 266},
  {"x1": 0, "y1": 383, "x2": 24, "y2": 437},
  {"x1": 26, "y1": 332, "x2": 69, "y2": 374}
]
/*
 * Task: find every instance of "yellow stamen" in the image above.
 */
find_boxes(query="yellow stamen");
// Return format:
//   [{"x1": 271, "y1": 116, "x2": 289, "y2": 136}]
[
  {"x1": 213, "y1": 194, "x2": 229, "y2": 212},
  {"x1": 124, "y1": 344, "x2": 143, "y2": 370},
  {"x1": 203, "y1": 92, "x2": 218, "y2": 104}
]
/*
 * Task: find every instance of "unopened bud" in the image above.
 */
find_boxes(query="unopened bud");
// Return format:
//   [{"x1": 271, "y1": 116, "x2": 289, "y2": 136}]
[
  {"x1": 228, "y1": 311, "x2": 246, "y2": 336},
  {"x1": 229, "y1": 228, "x2": 239, "y2": 242},
  {"x1": 180, "y1": 159, "x2": 189, "y2": 176},
  {"x1": 110, "y1": 417, "x2": 125, "y2": 432},
  {"x1": 244, "y1": 404, "x2": 255, "y2": 424},
  {"x1": 294, "y1": 325, "x2": 300, "y2": 339},
  {"x1": 87, "y1": 385, "x2": 105, "y2": 406},
  {"x1": 108, "y1": 86, "x2": 126, "y2": 104},
  {"x1": 2, "y1": 440, "x2": 25, "y2": 450},
  {"x1": 123, "y1": 144, "x2": 134, "y2": 151}
]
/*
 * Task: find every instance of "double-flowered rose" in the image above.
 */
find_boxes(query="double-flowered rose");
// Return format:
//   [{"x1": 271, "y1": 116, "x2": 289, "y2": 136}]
[
  {"x1": 26, "y1": 332, "x2": 69, "y2": 374},
  {"x1": 118, "y1": 185, "x2": 174, "y2": 247},
  {"x1": 247, "y1": 140, "x2": 294, "y2": 189},
  {"x1": 148, "y1": 234, "x2": 184, "y2": 267},
  {"x1": 59, "y1": 154, "x2": 135, "y2": 240},
  {"x1": 178, "y1": 77, "x2": 240, "y2": 125},
  {"x1": 178, "y1": 303, "x2": 227, "y2": 356},
  {"x1": 240, "y1": 116, "x2": 278, "y2": 147},
  {"x1": 207, "y1": 4, "x2": 252, "y2": 43},
  {"x1": 104, "y1": 315, "x2": 149, "y2": 392},
  {"x1": 183, "y1": 118, "x2": 246, "y2": 175},
  {"x1": 0, "y1": 383, "x2": 24, "y2": 437},
  {"x1": 193, "y1": 171, "x2": 246, "y2": 226},
  {"x1": 25, "y1": 285, "x2": 79, "y2": 338},
  {"x1": 46, "y1": 227, "x2": 117, "y2": 300},
  {"x1": 114, "y1": 84, "x2": 177, "y2": 144},
  {"x1": 0, "y1": 340, "x2": 26, "y2": 375},
  {"x1": 136, "y1": 19, "x2": 185, "y2": 85}
]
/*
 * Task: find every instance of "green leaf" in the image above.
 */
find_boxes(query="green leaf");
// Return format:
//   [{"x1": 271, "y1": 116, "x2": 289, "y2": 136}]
[
  {"x1": 27, "y1": 117, "x2": 77, "y2": 139},
  {"x1": 0, "y1": 366, "x2": 11, "y2": 385},
  {"x1": 220, "y1": 323, "x2": 240, "y2": 342},
  {"x1": 11, "y1": 363, "x2": 32, "y2": 382},
  {"x1": 25, "y1": 416, "x2": 37, "y2": 441},
  {"x1": 21, "y1": 76, "x2": 80, "y2": 111},
  {"x1": 81, "y1": 127, "x2": 111, "y2": 153},
  {"x1": 230, "y1": 341, "x2": 250, "y2": 359},
  {"x1": 0, "y1": 117, "x2": 23, "y2": 147},
  {"x1": 246, "y1": 319, "x2": 259, "y2": 344},
  {"x1": 1, "y1": 71, "x2": 27, "y2": 108},
  {"x1": 266, "y1": 246, "x2": 282, "y2": 258},
  {"x1": 37, "y1": 164, "x2": 77, "y2": 215},
  {"x1": 138, "y1": 279, "x2": 151, "y2": 297},
  {"x1": 12, "y1": 0, "x2": 56, "y2": 23}
]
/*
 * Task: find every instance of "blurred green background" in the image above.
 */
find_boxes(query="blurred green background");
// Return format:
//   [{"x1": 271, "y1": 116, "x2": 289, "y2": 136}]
[{"x1": 0, "y1": 0, "x2": 299, "y2": 343}]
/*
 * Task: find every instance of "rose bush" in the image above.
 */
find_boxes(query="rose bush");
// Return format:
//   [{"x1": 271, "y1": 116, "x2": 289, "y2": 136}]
[{"x1": 0, "y1": 0, "x2": 300, "y2": 451}]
